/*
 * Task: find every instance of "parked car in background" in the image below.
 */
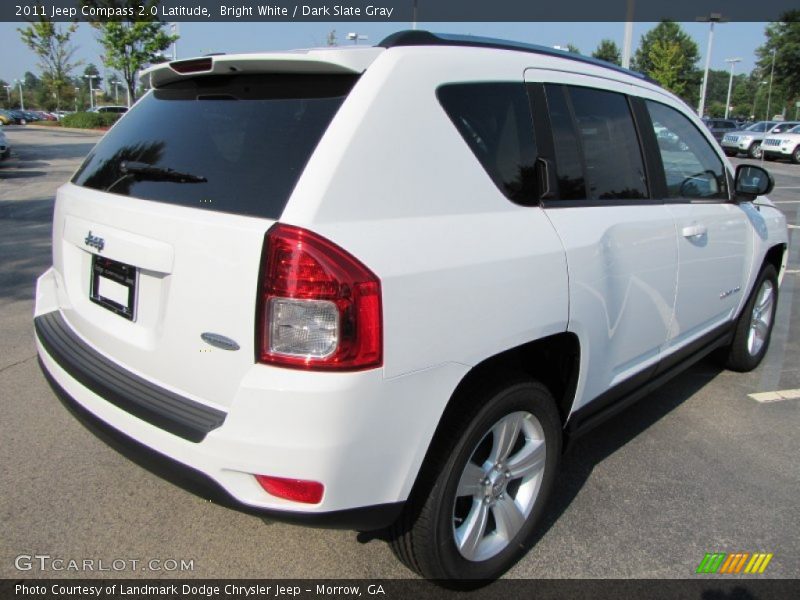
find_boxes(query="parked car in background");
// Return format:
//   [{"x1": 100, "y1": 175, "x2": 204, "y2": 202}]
[
  {"x1": 0, "y1": 128, "x2": 10, "y2": 160},
  {"x1": 5, "y1": 110, "x2": 27, "y2": 124},
  {"x1": 702, "y1": 117, "x2": 739, "y2": 141},
  {"x1": 0, "y1": 110, "x2": 11, "y2": 125},
  {"x1": 90, "y1": 105, "x2": 128, "y2": 114},
  {"x1": 34, "y1": 111, "x2": 58, "y2": 121},
  {"x1": 762, "y1": 124, "x2": 800, "y2": 163},
  {"x1": 721, "y1": 121, "x2": 777, "y2": 158}
]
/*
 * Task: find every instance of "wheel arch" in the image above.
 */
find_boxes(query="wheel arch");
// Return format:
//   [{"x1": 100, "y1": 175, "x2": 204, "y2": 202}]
[{"x1": 403, "y1": 333, "x2": 580, "y2": 505}]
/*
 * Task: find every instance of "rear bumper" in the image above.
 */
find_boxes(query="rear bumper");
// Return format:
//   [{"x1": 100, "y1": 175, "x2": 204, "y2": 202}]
[
  {"x1": 39, "y1": 361, "x2": 403, "y2": 531},
  {"x1": 35, "y1": 267, "x2": 466, "y2": 527}
]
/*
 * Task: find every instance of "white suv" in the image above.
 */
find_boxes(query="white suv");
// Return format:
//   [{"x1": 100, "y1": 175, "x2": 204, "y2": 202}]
[
  {"x1": 762, "y1": 124, "x2": 800, "y2": 163},
  {"x1": 34, "y1": 31, "x2": 788, "y2": 580}
]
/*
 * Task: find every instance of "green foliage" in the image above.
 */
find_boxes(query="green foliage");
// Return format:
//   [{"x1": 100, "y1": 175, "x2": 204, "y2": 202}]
[
  {"x1": 17, "y1": 13, "x2": 80, "y2": 112},
  {"x1": 646, "y1": 39, "x2": 686, "y2": 96},
  {"x1": 61, "y1": 111, "x2": 120, "y2": 129},
  {"x1": 84, "y1": 1, "x2": 178, "y2": 103},
  {"x1": 566, "y1": 44, "x2": 581, "y2": 55},
  {"x1": 756, "y1": 11, "x2": 800, "y2": 117},
  {"x1": 592, "y1": 39, "x2": 622, "y2": 66},
  {"x1": 706, "y1": 101, "x2": 727, "y2": 118},
  {"x1": 633, "y1": 21, "x2": 699, "y2": 103}
]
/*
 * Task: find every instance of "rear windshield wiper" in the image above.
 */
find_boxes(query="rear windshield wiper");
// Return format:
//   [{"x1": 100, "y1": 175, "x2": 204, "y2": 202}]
[{"x1": 119, "y1": 161, "x2": 207, "y2": 184}]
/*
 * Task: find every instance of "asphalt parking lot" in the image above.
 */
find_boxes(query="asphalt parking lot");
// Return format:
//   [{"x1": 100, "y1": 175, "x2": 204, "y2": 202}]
[{"x1": 0, "y1": 125, "x2": 798, "y2": 580}]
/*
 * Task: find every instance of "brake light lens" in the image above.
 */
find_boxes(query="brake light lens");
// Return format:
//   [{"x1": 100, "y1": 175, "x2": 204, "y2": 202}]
[
  {"x1": 256, "y1": 223, "x2": 382, "y2": 370},
  {"x1": 255, "y1": 475, "x2": 324, "y2": 504}
]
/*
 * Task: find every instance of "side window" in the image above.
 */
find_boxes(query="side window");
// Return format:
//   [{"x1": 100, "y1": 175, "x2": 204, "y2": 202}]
[
  {"x1": 437, "y1": 83, "x2": 538, "y2": 203},
  {"x1": 646, "y1": 101, "x2": 728, "y2": 200},
  {"x1": 543, "y1": 84, "x2": 586, "y2": 200},
  {"x1": 567, "y1": 86, "x2": 648, "y2": 200}
]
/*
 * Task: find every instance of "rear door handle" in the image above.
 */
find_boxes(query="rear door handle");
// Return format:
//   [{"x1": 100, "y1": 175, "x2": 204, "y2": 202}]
[{"x1": 681, "y1": 224, "x2": 707, "y2": 238}]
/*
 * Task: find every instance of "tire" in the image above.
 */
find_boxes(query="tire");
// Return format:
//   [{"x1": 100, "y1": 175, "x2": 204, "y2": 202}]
[
  {"x1": 390, "y1": 377, "x2": 561, "y2": 581},
  {"x1": 792, "y1": 146, "x2": 800, "y2": 164},
  {"x1": 748, "y1": 143, "x2": 762, "y2": 159},
  {"x1": 723, "y1": 264, "x2": 778, "y2": 372},
  {"x1": 764, "y1": 154, "x2": 775, "y2": 161},
  {"x1": 723, "y1": 149, "x2": 737, "y2": 157}
]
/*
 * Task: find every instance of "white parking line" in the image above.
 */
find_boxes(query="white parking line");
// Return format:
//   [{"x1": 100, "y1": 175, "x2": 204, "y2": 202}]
[
  {"x1": 748, "y1": 389, "x2": 800, "y2": 403},
  {"x1": 774, "y1": 200, "x2": 800, "y2": 204},
  {"x1": 789, "y1": 225, "x2": 800, "y2": 230}
]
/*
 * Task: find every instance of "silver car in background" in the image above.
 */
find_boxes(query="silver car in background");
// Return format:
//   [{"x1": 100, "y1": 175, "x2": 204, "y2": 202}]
[{"x1": 722, "y1": 121, "x2": 799, "y2": 159}]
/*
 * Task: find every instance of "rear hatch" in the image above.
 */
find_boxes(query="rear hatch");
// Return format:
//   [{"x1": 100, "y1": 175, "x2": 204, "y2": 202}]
[{"x1": 53, "y1": 70, "x2": 359, "y2": 411}]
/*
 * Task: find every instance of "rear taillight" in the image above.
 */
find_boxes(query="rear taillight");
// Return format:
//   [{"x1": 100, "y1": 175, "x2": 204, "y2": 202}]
[{"x1": 256, "y1": 223, "x2": 382, "y2": 370}]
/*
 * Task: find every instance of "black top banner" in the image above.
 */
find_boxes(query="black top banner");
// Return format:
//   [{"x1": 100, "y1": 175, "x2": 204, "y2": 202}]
[{"x1": 4, "y1": 0, "x2": 800, "y2": 23}]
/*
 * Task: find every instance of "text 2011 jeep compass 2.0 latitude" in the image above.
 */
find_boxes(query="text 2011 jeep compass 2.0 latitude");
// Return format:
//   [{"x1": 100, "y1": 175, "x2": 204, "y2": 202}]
[{"x1": 35, "y1": 32, "x2": 788, "y2": 580}]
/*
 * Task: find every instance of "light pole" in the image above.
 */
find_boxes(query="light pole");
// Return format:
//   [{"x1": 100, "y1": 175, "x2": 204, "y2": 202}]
[
  {"x1": 15, "y1": 79, "x2": 25, "y2": 110},
  {"x1": 3, "y1": 85, "x2": 11, "y2": 106},
  {"x1": 84, "y1": 74, "x2": 97, "y2": 110},
  {"x1": 697, "y1": 13, "x2": 723, "y2": 118},
  {"x1": 346, "y1": 32, "x2": 368, "y2": 45},
  {"x1": 621, "y1": 0, "x2": 635, "y2": 69},
  {"x1": 724, "y1": 57, "x2": 741, "y2": 119},
  {"x1": 110, "y1": 79, "x2": 120, "y2": 103},
  {"x1": 170, "y1": 23, "x2": 179, "y2": 60},
  {"x1": 752, "y1": 81, "x2": 766, "y2": 121},
  {"x1": 74, "y1": 86, "x2": 79, "y2": 111},
  {"x1": 765, "y1": 49, "x2": 776, "y2": 122}
]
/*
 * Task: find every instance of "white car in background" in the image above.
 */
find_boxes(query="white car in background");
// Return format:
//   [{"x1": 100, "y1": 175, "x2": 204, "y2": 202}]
[{"x1": 762, "y1": 124, "x2": 800, "y2": 163}]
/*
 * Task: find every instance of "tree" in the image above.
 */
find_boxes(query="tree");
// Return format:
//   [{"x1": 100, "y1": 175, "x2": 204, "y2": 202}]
[
  {"x1": 646, "y1": 39, "x2": 687, "y2": 96},
  {"x1": 755, "y1": 11, "x2": 800, "y2": 116},
  {"x1": 84, "y1": 1, "x2": 178, "y2": 104},
  {"x1": 632, "y1": 21, "x2": 699, "y2": 103},
  {"x1": 566, "y1": 44, "x2": 581, "y2": 55},
  {"x1": 18, "y1": 16, "x2": 80, "y2": 112},
  {"x1": 592, "y1": 39, "x2": 621, "y2": 66}
]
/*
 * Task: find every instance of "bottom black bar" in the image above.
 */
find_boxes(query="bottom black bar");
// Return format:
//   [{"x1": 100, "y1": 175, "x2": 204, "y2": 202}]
[{"x1": 2, "y1": 578, "x2": 798, "y2": 599}]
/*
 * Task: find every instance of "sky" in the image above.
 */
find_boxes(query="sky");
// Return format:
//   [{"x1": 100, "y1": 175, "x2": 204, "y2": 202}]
[{"x1": 0, "y1": 20, "x2": 770, "y2": 91}]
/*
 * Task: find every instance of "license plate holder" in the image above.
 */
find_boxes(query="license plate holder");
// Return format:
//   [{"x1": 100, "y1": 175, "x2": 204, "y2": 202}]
[{"x1": 90, "y1": 255, "x2": 137, "y2": 321}]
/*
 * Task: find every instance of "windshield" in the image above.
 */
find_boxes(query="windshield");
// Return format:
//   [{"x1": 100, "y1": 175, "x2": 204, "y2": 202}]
[
  {"x1": 744, "y1": 122, "x2": 773, "y2": 132},
  {"x1": 769, "y1": 122, "x2": 798, "y2": 134},
  {"x1": 72, "y1": 73, "x2": 358, "y2": 219},
  {"x1": 789, "y1": 125, "x2": 800, "y2": 134}
]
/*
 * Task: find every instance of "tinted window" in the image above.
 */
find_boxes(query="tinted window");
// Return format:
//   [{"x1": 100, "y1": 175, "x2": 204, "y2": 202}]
[
  {"x1": 567, "y1": 86, "x2": 647, "y2": 200},
  {"x1": 770, "y1": 122, "x2": 799, "y2": 133},
  {"x1": 646, "y1": 101, "x2": 727, "y2": 200},
  {"x1": 73, "y1": 74, "x2": 357, "y2": 219},
  {"x1": 544, "y1": 84, "x2": 586, "y2": 200},
  {"x1": 437, "y1": 83, "x2": 538, "y2": 203},
  {"x1": 745, "y1": 121, "x2": 774, "y2": 132}
]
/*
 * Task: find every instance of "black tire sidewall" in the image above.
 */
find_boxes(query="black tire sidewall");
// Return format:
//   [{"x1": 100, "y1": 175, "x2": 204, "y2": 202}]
[{"x1": 426, "y1": 381, "x2": 561, "y2": 580}]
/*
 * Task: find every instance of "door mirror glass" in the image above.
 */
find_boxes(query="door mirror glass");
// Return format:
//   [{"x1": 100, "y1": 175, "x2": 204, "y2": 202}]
[{"x1": 734, "y1": 164, "x2": 774, "y2": 200}]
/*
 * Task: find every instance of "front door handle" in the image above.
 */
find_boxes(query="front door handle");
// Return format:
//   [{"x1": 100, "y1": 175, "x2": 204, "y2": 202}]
[{"x1": 681, "y1": 224, "x2": 708, "y2": 238}]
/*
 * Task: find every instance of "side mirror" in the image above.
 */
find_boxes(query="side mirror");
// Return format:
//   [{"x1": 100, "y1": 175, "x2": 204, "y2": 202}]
[{"x1": 734, "y1": 164, "x2": 774, "y2": 201}]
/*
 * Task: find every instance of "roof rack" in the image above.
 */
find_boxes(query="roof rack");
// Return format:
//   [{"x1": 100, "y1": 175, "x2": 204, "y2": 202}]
[{"x1": 378, "y1": 30, "x2": 654, "y2": 84}]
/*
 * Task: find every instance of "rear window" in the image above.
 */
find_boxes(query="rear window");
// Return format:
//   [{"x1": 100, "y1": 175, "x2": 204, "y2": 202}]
[
  {"x1": 72, "y1": 74, "x2": 358, "y2": 219},
  {"x1": 437, "y1": 82, "x2": 539, "y2": 204}
]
